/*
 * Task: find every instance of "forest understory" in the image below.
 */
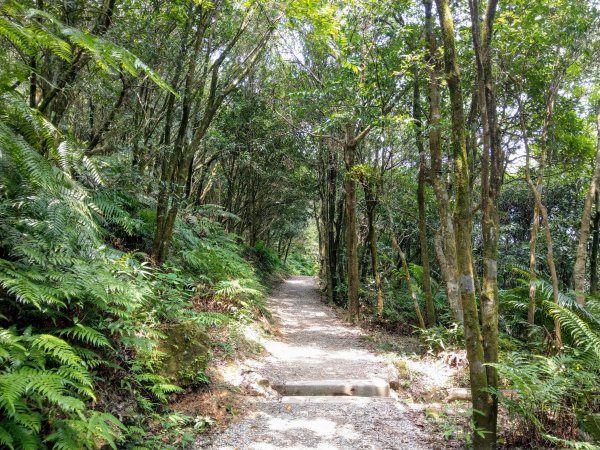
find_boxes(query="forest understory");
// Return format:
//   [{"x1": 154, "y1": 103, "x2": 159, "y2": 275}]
[{"x1": 3, "y1": 0, "x2": 600, "y2": 449}]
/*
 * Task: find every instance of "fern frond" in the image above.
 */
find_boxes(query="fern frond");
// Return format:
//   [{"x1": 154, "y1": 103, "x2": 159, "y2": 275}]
[
  {"x1": 58, "y1": 324, "x2": 111, "y2": 349},
  {"x1": 214, "y1": 279, "x2": 261, "y2": 300},
  {"x1": 542, "y1": 300, "x2": 600, "y2": 357},
  {"x1": 30, "y1": 334, "x2": 83, "y2": 367}
]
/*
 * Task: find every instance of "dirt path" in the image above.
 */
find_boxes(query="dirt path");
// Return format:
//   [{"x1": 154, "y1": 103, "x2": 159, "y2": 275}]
[{"x1": 197, "y1": 276, "x2": 433, "y2": 449}]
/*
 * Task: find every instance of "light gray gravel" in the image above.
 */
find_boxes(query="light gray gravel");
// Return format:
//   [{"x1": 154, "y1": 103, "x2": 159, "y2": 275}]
[{"x1": 196, "y1": 276, "x2": 434, "y2": 450}]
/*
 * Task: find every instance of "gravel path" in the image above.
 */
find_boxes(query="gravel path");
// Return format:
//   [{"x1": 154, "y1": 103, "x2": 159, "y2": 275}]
[{"x1": 196, "y1": 276, "x2": 433, "y2": 450}]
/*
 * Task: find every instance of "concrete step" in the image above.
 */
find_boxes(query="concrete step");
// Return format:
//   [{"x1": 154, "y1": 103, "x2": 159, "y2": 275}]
[
  {"x1": 281, "y1": 395, "x2": 395, "y2": 404},
  {"x1": 272, "y1": 378, "x2": 390, "y2": 397}
]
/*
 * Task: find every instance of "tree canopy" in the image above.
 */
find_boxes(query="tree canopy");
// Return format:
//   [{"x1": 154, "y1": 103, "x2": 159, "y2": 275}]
[{"x1": 2, "y1": 0, "x2": 600, "y2": 448}]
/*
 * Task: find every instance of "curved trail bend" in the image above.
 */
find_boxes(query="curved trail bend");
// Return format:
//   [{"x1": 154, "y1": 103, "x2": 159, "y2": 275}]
[{"x1": 198, "y1": 276, "x2": 432, "y2": 450}]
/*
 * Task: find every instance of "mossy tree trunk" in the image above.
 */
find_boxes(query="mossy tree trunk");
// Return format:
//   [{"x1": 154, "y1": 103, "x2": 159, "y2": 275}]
[
  {"x1": 413, "y1": 64, "x2": 436, "y2": 327},
  {"x1": 424, "y1": 0, "x2": 462, "y2": 323},
  {"x1": 435, "y1": 0, "x2": 497, "y2": 446},
  {"x1": 469, "y1": 0, "x2": 501, "y2": 443},
  {"x1": 344, "y1": 138, "x2": 360, "y2": 320},
  {"x1": 574, "y1": 100, "x2": 600, "y2": 305},
  {"x1": 591, "y1": 193, "x2": 600, "y2": 295}
]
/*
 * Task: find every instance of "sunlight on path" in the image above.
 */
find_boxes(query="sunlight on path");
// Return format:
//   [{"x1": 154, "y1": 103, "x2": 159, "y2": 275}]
[{"x1": 197, "y1": 276, "x2": 431, "y2": 450}]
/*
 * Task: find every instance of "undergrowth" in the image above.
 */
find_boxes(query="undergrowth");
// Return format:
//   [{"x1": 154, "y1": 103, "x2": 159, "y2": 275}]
[
  {"x1": 0, "y1": 7, "x2": 282, "y2": 447},
  {"x1": 358, "y1": 261, "x2": 600, "y2": 448}
]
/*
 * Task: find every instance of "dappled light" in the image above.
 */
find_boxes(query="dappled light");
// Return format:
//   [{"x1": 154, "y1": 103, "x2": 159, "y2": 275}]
[
  {"x1": 2, "y1": 0, "x2": 600, "y2": 448},
  {"x1": 200, "y1": 277, "x2": 430, "y2": 449}
]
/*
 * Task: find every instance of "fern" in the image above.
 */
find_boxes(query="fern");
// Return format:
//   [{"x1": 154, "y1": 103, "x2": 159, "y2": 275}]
[
  {"x1": 0, "y1": 1, "x2": 174, "y2": 95},
  {"x1": 543, "y1": 300, "x2": 600, "y2": 357},
  {"x1": 491, "y1": 350, "x2": 600, "y2": 445},
  {"x1": 214, "y1": 279, "x2": 262, "y2": 300},
  {"x1": 134, "y1": 373, "x2": 183, "y2": 401},
  {"x1": 0, "y1": 328, "x2": 127, "y2": 448},
  {"x1": 58, "y1": 324, "x2": 112, "y2": 349}
]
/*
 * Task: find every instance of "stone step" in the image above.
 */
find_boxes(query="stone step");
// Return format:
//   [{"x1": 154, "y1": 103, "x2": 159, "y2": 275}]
[
  {"x1": 272, "y1": 378, "x2": 390, "y2": 397},
  {"x1": 281, "y1": 395, "x2": 395, "y2": 404}
]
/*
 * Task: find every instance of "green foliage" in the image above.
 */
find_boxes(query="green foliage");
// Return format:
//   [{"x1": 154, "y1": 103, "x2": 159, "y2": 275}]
[
  {"x1": 544, "y1": 300, "x2": 600, "y2": 358},
  {"x1": 0, "y1": 1, "x2": 173, "y2": 95},
  {"x1": 0, "y1": 327, "x2": 125, "y2": 449},
  {"x1": 0, "y1": 4, "x2": 275, "y2": 447},
  {"x1": 490, "y1": 350, "x2": 599, "y2": 447},
  {"x1": 375, "y1": 263, "x2": 450, "y2": 328},
  {"x1": 418, "y1": 323, "x2": 464, "y2": 354},
  {"x1": 245, "y1": 240, "x2": 281, "y2": 275},
  {"x1": 494, "y1": 276, "x2": 600, "y2": 447},
  {"x1": 285, "y1": 250, "x2": 319, "y2": 276}
]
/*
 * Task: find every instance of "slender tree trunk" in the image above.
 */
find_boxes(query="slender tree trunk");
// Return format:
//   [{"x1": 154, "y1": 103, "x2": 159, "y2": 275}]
[
  {"x1": 328, "y1": 146, "x2": 338, "y2": 302},
  {"x1": 364, "y1": 181, "x2": 384, "y2": 315},
  {"x1": 398, "y1": 244, "x2": 426, "y2": 330},
  {"x1": 591, "y1": 193, "x2": 600, "y2": 295},
  {"x1": 528, "y1": 204, "x2": 540, "y2": 324},
  {"x1": 284, "y1": 236, "x2": 293, "y2": 265},
  {"x1": 198, "y1": 162, "x2": 219, "y2": 204},
  {"x1": 359, "y1": 234, "x2": 370, "y2": 283},
  {"x1": 386, "y1": 207, "x2": 426, "y2": 329},
  {"x1": 335, "y1": 195, "x2": 345, "y2": 301},
  {"x1": 541, "y1": 205, "x2": 562, "y2": 348},
  {"x1": 413, "y1": 65, "x2": 436, "y2": 326},
  {"x1": 29, "y1": 56, "x2": 37, "y2": 108},
  {"x1": 318, "y1": 201, "x2": 328, "y2": 284},
  {"x1": 344, "y1": 139, "x2": 360, "y2": 321},
  {"x1": 424, "y1": 0, "x2": 462, "y2": 323},
  {"x1": 417, "y1": 166, "x2": 436, "y2": 327},
  {"x1": 574, "y1": 100, "x2": 600, "y2": 305},
  {"x1": 318, "y1": 144, "x2": 334, "y2": 303},
  {"x1": 435, "y1": 0, "x2": 495, "y2": 447},
  {"x1": 184, "y1": 155, "x2": 195, "y2": 199}
]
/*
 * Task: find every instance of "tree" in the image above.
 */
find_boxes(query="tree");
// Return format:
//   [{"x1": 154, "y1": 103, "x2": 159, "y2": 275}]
[
  {"x1": 574, "y1": 100, "x2": 600, "y2": 305},
  {"x1": 283, "y1": 0, "x2": 413, "y2": 320},
  {"x1": 435, "y1": 0, "x2": 498, "y2": 446},
  {"x1": 423, "y1": 0, "x2": 463, "y2": 323},
  {"x1": 151, "y1": 1, "x2": 281, "y2": 263}
]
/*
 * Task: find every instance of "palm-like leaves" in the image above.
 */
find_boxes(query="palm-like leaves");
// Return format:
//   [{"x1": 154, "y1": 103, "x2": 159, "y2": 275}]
[
  {"x1": 0, "y1": 1, "x2": 174, "y2": 95},
  {"x1": 0, "y1": 4, "x2": 176, "y2": 448}
]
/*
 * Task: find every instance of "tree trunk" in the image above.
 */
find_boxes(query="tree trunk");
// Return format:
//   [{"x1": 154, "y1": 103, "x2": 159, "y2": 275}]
[
  {"x1": 344, "y1": 140, "x2": 360, "y2": 321},
  {"x1": 413, "y1": 64, "x2": 436, "y2": 326},
  {"x1": 528, "y1": 204, "x2": 540, "y2": 324},
  {"x1": 424, "y1": 0, "x2": 462, "y2": 323},
  {"x1": 417, "y1": 164, "x2": 436, "y2": 327},
  {"x1": 469, "y1": 1, "x2": 500, "y2": 442},
  {"x1": 541, "y1": 205, "x2": 562, "y2": 347},
  {"x1": 574, "y1": 100, "x2": 600, "y2": 305},
  {"x1": 335, "y1": 193, "x2": 345, "y2": 302},
  {"x1": 318, "y1": 144, "x2": 334, "y2": 303},
  {"x1": 284, "y1": 236, "x2": 293, "y2": 265},
  {"x1": 364, "y1": 180, "x2": 384, "y2": 315},
  {"x1": 389, "y1": 218, "x2": 426, "y2": 329},
  {"x1": 435, "y1": 0, "x2": 495, "y2": 447},
  {"x1": 359, "y1": 234, "x2": 370, "y2": 283},
  {"x1": 327, "y1": 142, "x2": 338, "y2": 302},
  {"x1": 591, "y1": 193, "x2": 600, "y2": 295}
]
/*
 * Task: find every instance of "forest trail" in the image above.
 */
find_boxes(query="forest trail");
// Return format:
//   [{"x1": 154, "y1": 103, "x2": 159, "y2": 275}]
[{"x1": 198, "y1": 276, "x2": 432, "y2": 450}]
